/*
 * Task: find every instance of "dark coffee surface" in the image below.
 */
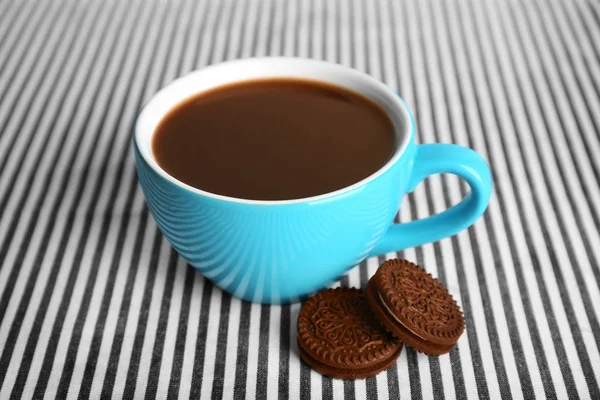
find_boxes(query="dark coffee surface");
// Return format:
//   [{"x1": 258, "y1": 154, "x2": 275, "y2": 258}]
[{"x1": 152, "y1": 78, "x2": 396, "y2": 200}]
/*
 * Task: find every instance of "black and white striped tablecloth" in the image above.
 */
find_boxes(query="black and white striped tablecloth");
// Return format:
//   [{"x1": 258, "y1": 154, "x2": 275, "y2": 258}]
[{"x1": 1, "y1": 0, "x2": 600, "y2": 398}]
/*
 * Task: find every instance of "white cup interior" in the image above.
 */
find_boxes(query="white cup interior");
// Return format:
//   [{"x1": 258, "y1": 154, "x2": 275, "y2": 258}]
[{"x1": 134, "y1": 57, "x2": 413, "y2": 204}]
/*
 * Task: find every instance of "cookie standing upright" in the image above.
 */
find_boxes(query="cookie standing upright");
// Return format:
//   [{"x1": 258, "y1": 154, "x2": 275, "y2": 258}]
[
  {"x1": 366, "y1": 259, "x2": 465, "y2": 355},
  {"x1": 297, "y1": 288, "x2": 403, "y2": 379}
]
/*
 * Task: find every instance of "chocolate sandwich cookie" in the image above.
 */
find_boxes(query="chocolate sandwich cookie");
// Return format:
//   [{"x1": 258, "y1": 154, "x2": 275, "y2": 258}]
[
  {"x1": 366, "y1": 259, "x2": 464, "y2": 355},
  {"x1": 297, "y1": 288, "x2": 403, "y2": 379}
]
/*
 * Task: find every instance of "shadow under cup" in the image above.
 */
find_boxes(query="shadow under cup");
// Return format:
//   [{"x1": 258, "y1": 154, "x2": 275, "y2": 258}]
[{"x1": 133, "y1": 58, "x2": 492, "y2": 304}]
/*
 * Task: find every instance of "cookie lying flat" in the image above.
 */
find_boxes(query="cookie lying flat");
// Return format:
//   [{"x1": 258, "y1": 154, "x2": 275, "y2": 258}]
[
  {"x1": 366, "y1": 259, "x2": 464, "y2": 356},
  {"x1": 297, "y1": 288, "x2": 403, "y2": 379}
]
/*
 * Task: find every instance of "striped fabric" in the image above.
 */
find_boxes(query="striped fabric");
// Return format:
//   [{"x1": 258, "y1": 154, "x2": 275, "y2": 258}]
[{"x1": 1, "y1": 0, "x2": 599, "y2": 398}]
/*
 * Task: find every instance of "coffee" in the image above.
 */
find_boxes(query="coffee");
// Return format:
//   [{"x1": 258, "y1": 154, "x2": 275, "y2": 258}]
[{"x1": 152, "y1": 78, "x2": 396, "y2": 200}]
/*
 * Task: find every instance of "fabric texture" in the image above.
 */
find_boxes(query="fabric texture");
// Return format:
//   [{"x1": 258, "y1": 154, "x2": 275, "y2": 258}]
[{"x1": 0, "y1": 0, "x2": 599, "y2": 398}]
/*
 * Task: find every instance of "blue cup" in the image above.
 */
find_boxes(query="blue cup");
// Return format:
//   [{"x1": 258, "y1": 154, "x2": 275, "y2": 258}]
[{"x1": 134, "y1": 58, "x2": 492, "y2": 304}]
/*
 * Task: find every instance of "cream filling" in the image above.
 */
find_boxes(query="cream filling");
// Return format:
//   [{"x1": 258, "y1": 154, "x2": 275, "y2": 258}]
[{"x1": 378, "y1": 291, "x2": 429, "y2": 341}]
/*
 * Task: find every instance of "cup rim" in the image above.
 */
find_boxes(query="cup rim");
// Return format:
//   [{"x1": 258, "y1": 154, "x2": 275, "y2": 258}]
[{"x1": 134, "y1": 57, "x2": 414, "y2": 205}]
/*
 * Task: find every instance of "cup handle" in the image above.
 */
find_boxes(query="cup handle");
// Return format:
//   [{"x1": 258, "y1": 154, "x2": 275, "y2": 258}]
[{"x1": 368, "y1": 143, "x2": 492, "y2": 257}]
